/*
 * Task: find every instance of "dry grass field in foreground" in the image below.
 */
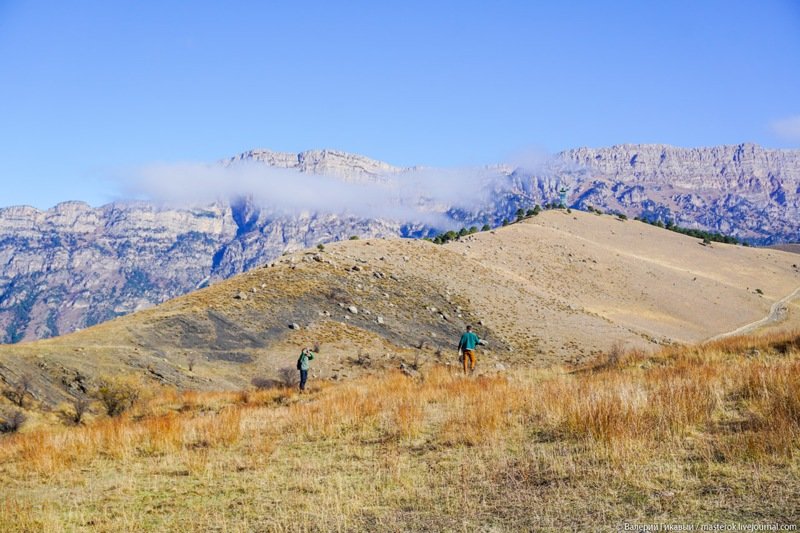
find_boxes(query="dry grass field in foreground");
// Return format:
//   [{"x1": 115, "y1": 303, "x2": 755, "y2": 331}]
[{"x1": 1, "y1": 331, "x2": 799, "y2": 531}]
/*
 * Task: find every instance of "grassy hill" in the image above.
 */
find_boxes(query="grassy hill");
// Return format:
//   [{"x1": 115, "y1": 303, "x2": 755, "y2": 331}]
[{"x1": 1, "y1": 209, "x2": 799, "y2": 412}]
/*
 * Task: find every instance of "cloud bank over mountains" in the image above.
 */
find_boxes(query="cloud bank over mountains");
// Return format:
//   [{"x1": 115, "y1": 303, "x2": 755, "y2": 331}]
[{"x1": 119, "y1": 158, "x2": 539, "y2": 225}]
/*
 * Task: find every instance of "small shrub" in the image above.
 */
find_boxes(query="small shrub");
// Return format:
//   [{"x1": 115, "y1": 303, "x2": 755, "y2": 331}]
[
  {"x1": 0, "y1": 410, "x2": 26, "y2": 433},
  {"x1": 755, "y1": 288, "x2": 764, "y2": 295},
  {"x1": 237, "y1": 389, "x2": 251, "y2": 404},
  {"x1": 93, "y1": 376, "x2": 141, "y2": 417},
  {"x1": 317, "y1": 243, "x2": 325, "y2": 251},
  {"x1": 349, "y1": 235, "x2": 359, "y2": 240},
  {"x1": 4, "y1": 374, "x2": 32, "y2": 407},
  {"x1": 278, "y1": 367, "x2": 298, "y2": 387},
  {"x1": 69, "y1": 396, "x2": 91, "y2": 425},
  {"x1": 251, "y1": 377, "x2": 283, "y2": 390},
  {"x1": 617, "y1": 213, "x2": 628, "y2": 220},
  {"x1": 480, "y1": 224, "x2": 491, "y2": 232}
]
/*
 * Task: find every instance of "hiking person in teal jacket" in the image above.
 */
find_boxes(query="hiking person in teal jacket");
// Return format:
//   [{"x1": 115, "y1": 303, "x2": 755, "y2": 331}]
[
  {"x1": 297, "y1": 347, "x2": 315, "y2": 391},
  {"x1": 458, "y1": 325, "x2": 480, "y2": 374}
]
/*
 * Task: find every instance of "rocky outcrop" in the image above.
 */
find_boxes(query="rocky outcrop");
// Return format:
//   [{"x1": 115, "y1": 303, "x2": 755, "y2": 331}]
[{"x1": 1, "y1": 144, "x2": 798, "y2": 343}]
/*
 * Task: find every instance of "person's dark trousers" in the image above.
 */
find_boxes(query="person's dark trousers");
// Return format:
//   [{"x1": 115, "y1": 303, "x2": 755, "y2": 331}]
[{"x1": 299, "y1": 369, "x2": 308, "y2": 390}]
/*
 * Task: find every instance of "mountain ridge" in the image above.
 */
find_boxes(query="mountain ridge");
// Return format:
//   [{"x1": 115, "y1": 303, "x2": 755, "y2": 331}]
[{"x1": 1, "y1": 143, "x2": 798, "y2": 343}]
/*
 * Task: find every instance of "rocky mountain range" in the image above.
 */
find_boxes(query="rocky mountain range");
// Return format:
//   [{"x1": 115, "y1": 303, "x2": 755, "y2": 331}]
[{"x1": 1, "y1": 143, "x2": 798, "y2": 343}]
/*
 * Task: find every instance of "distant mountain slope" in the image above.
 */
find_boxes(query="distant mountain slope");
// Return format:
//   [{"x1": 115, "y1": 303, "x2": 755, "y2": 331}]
[
  {"x1": 1, "y1": 144, "x2": 798, "y2": 343},
  {"x1": 1, "y1": 210, "x2": 798, "y2": 407},
  {"x1": 560, "y1": 143, "x2": 800, "y2": 243}
]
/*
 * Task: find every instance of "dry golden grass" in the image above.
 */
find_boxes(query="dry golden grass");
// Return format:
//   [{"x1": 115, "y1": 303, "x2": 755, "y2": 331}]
[{"x1": 1, "y1": 332, "x2": 799, "y2": 531}]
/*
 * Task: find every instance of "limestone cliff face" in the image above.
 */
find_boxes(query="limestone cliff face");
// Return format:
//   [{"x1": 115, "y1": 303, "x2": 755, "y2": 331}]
[
  {"x1": 0, "y1": 144, "x2": 797, "y2": 343},
  {"x1": 557, "y1": 144, "x2": 800, "y2": 242}
]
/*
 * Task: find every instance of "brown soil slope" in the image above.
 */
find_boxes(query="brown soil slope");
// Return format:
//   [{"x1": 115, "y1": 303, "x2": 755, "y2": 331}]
[{"x1": 1, "y1": 210, "x2": 798, "y2": 406}]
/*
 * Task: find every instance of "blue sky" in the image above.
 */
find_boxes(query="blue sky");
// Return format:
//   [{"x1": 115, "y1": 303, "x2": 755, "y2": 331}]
[{"x1": 1, "y1": 0, "x2": 799, "y2": 208}]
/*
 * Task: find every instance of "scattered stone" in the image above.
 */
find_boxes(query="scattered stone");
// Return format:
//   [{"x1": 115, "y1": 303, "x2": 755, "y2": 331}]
[
  {"x1": 261, "y1": 283, "x2": 267, "y2": 288},
  {"x1": 312, "y1": 254, "x2": 323, "y2": 262},
  {"x1": 250, "y1": 287, "x2": 258, "y2": 293},
  {"x1": 477, "y1": 319, "x2": 484, "y2": 326},
  {"x1": 234, "y1": 291, "x2": 247, "y2": 300},
  {"x1": 440, "y1": 313, "x2": 449, "y2": 321},
  {"x1": 376, "y1": 316, "x2": 384, "y2": 325},
  {"x1": 351, "y1": 265, "x2": 362, "y2": 272},
  {"x1": 289, "y1": 323, "x2": 300, "y2": 330},
  {"x1": 373, "y1": 271, "x2": 385, "y2": 279},
  {"x1": 402, "y1": 256, "x2": 409, "y2": 262},
  {"x1": 348, "y1": 305, "x2": 359, "y2": 314},
  {"x1": 495, "y1": 362, "x2": 507, "y2": 371}
]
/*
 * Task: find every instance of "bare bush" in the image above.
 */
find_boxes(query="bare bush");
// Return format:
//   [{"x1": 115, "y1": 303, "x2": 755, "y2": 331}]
[
  {"x1": 251, "y1": 377, "x2": 283, "y2": 390},
  {"x1": 0, "y1": 410, "x2": 26, "y2": 433},
  {"x1": 70, "y1": 396, "x2": 91, "y2": 425},
  {"x1": 606, "y1": 340, "x2": 625, "y2": 367},
  {"x1": 278, "y1": 367, "x2": 297, "y2": 387},
  {"x1": 4, "y1": 374, "x2": 32, "y2": 407},
  {"x1": 353, "y1": 349, "x2": 371, "y2": 368},
  {"x1": 187, "y1": 354, "x2": 197, "y2": 372},
  {"x1": 326, "y1": 287, "x2": 351, "y2": 304},
  {"x1": 93, "y1": 376, "x2": 141, "y2": 417},
  {"x1": 237, "y1": 389, "x2": 251, "y2": 405}
]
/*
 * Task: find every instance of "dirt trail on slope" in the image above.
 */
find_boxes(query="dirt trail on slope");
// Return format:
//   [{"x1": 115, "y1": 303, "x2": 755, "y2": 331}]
[{"x1": 706, "y1": 286, "x2": 800, "y2": 342}]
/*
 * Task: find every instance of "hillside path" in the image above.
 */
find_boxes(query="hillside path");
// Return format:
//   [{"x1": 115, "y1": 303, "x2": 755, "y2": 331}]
[{"x1": 706, "y1": 286, "x2": 800, "y2": 342}]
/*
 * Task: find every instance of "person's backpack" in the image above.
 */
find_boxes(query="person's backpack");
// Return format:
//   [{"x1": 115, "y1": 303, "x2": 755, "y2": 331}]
[{"x1": 296, "y1": 354, "x2": 303, "y2": 370}]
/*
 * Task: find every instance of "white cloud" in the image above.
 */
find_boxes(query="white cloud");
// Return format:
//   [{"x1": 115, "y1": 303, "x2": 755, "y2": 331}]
[
  {"x1": 117, "y1": 159, "x2": 524, "y2": 227},
  {"x1": 770, "y1": 115, "x2": 800, "y2": 142}
]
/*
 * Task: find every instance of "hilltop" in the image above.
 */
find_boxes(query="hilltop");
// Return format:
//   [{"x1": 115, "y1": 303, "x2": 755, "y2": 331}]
[{"x1": 2, "y1": 209, "x2": 798, "y2": 410}]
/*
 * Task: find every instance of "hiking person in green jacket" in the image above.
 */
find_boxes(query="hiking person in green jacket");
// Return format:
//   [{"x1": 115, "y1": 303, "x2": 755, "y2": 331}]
[
  {"x1": 297, "y1": 347, "x2": 315, "y2": 391},
  {"x1": 458, "y1": 325, "x2": 480, "y2": 374}
]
